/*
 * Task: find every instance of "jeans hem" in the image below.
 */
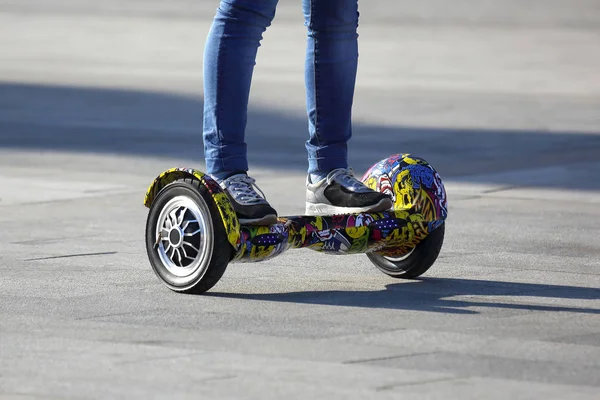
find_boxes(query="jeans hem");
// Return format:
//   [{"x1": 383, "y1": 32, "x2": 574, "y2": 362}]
[{"x1": 205, "y1": 156, "x2": 249, "y2": 176}]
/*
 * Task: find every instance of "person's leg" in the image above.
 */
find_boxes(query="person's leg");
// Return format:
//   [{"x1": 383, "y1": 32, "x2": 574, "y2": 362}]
[
  {"x1": 203, "y1": 0, "x2": 279, "y2": 179},
  {"x1": 202, "y1": 0, "x2": 279, "y2": 224},
  {"x1": 303, "y1": 0, "x2": 392, "y2": 215},
  {"x1": 303, "y1": 0, "x2": 358, "y2": 178}
]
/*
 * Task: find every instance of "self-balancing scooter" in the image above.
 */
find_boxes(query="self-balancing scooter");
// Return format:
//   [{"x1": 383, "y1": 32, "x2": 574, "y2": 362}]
[{"x1": 143, "y1": 153, "x2": 448, "y2": 294}]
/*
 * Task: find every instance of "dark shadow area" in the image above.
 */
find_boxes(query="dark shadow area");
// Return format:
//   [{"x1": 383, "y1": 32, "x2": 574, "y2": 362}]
[
  {"x1": 1, "y1": 82, "x2": 600, "y2": 190},
  {"x1": 207, "y1": 278, "x2": 600, "y2": 315}
]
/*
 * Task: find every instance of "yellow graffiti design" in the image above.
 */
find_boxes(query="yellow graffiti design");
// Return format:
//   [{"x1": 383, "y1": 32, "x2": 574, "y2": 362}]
[
  {"x1": 363, "y1": 175, "x2": 378, "y2": 191},
  {"x1": 144, "y1": 168, "x2": 190, "y2": 207},
  {"x1": 213, "y1": 191, "x2": 240, "y2": 247},
  {"x1": 372, "y1": 210, "x2": 430, "y2": 251},
  {"x1": 287, "y1": 222, "x2": 307, "y2": 249},
  {"x1": 143, "y1": 168, "x2": 241, "y2": 250},
  {"x1": 381, "y1": 227, "x2": 406, "y2": 248},
  {"x1": 348, "y1": 231, "x2": 369, "y2": 253},
  {"x1": 413, "y1": 188, "x2": 436, "y2": 221},
  {"x1": 409, "y1": 216, "x2": 429, "y2": 240},
  {"x1": 390, "y1": 209, "x2": 410, "y2": 220},
  {"x1": 346, "y1": 226, "x2": 368, "y2": 239},
  {"x1": 298, "y1": 226, "x2": 307, "y2": 247},
  {"x1": 402, "y1": 155, "x2": 419, "y2": 165},
  {"x1": 308, "y1": 242, "x2": 324, "y2": 251},
  {"x1": 368, "y1": 212, "x2": 384, "y2": 221},
  {"x1": 191, "y1": 171, "x2": 204, "y2": 181},
  {"x1": 311, "y1": 216, "x2": 325, "y2": 231},
  {"x1": 250, "y1": 245, "x2": 276, "y2": 259},
  {"x1": 394, "y1": 169, "x2": 415, "y2": 210}
]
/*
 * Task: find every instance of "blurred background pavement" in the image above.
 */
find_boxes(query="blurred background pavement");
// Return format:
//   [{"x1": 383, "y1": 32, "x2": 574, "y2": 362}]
[{"x1": 1, "y1": 1, "x2": 599, "y2": 399}]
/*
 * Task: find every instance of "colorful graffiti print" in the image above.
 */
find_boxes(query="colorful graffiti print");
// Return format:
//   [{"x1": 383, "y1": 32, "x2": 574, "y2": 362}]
[
  {"x1": 145, "y1": 153, "x2": 447, "y2": 262},
  {"x1": 230, "y1": 209, "x2": 432, "y2": 261},
  {"x1": 362, "y1": 153, "x2": 447, "y2": 222},
  {"x1": 144, "y1": 167, "x2": 241, "y2": 250},
  {"x1": 360, "y1": 153, "x2": 447, "y2": 256}
]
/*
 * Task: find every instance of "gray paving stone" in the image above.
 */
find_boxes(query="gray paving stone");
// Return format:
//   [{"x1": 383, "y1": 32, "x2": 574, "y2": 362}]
[{"x1": 1, "y1": 1, "x2": 599, "y2": 399}]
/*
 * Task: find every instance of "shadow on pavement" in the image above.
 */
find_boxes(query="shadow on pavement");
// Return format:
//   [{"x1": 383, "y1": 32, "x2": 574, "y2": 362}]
[
  {"x1": 206, "y1": 277, "x2": 600, "y2": 315},
  {"x1": 1, "y1": 82, "x2": 600, "y2": 190}
]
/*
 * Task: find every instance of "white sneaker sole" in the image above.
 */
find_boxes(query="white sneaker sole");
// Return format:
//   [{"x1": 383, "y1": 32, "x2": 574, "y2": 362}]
[{"x1": 305, "y1": 198, "x2": 393, "y2": 216}]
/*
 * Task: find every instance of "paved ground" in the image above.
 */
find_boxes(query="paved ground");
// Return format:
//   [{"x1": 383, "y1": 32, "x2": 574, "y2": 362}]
[{"x1": 1, "y1": 0, "x2": 599, "y2": 399}]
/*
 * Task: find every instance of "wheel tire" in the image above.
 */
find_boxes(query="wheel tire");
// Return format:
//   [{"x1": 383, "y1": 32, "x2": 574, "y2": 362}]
[
  {"x1": 145, "y1": 178, "x2": 232, "y2": 294},
  {"x1": 367, "y1": 222, "x2": 445, "y2": 279}
]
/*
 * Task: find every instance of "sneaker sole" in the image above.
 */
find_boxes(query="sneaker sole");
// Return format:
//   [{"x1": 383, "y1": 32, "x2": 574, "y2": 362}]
[
  {"x1": 238, "y1": 214, "x2": 278, "y2": 226},
  {"x1": 304, "y1": 198, "x2": 393, "y2": 216}
]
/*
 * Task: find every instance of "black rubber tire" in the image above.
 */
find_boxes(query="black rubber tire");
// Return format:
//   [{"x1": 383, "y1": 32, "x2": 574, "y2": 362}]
[
  {"x1": 367, "y1": 222, "x2": 445, "y2": 279},
  {"x1": 145, "y1": 178, "x2": 232, "y2": 294}
]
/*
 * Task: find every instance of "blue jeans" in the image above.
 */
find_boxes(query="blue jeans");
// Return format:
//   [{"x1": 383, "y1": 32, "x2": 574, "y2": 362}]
[{"x1": 202, "y1": 0, "x2": 359, "y2": 176}]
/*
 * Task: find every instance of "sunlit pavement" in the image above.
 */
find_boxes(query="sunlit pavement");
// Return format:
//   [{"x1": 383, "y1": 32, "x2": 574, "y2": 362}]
[{"x1": 1, "y1": 1, "x2": 599, "y2": 398}]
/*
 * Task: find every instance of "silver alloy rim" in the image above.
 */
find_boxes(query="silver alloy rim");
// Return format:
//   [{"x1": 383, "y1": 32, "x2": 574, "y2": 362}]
[
  {"x1": 383, "y1": 247, "x2": 416, "y2": 263},
  {"x1": 155, "y1": 195, "x2": 213, "y2": 278}
]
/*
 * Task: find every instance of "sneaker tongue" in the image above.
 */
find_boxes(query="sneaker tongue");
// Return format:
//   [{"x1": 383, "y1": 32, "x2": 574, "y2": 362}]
[{"x1": 223, "y1": 175, "x2": 268, "y2": 205}]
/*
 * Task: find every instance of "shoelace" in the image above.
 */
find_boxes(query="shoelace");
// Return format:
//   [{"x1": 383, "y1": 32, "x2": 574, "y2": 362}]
[
  {"x1": 326, "y1": 168, "x2": 372, "y2": 193},
  {"x1": 222, "y1": 175, "x2": 267, "y2": 205}
]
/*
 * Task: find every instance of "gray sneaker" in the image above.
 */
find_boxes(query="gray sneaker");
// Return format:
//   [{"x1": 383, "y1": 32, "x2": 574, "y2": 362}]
[
  {"x1": 305, "y1": 168, "x2": 393, "y2": 216},
  {"x1": 218, "y1": 173, "x2": 278, "y2": 225}
]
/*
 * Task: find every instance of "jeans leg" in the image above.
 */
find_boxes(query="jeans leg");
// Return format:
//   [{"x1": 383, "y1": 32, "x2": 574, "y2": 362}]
[
  {"x1": 203, "y1": 0, "x2": 279, "y2": 176},
  {"x1": 303, "y1": 0, "x2": 359, "y2": 175}
]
